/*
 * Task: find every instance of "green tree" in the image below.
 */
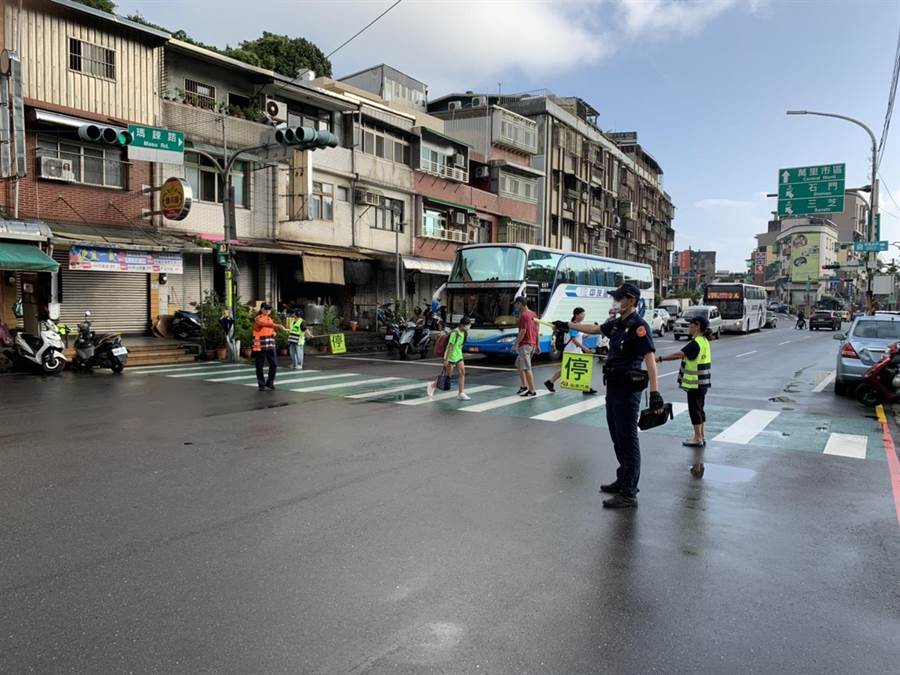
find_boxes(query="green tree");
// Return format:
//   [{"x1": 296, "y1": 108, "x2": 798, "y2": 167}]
[
  {"x1": 226, "y1": 32, "x2": 332, "y2": 79},
  {"x1": 74, "y1": 0, "x2": 116, "y2": 12}
]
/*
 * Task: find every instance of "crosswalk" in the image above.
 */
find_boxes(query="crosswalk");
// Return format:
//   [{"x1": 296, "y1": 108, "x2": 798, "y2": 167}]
[{"x1": 130, "y1": 362, "x2": 885, "y2": 461}]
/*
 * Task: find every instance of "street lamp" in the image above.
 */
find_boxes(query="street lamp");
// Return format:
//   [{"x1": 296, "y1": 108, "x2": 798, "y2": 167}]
[{"x1": 786, "y1": 110, "x2": 880, "y2": 315}]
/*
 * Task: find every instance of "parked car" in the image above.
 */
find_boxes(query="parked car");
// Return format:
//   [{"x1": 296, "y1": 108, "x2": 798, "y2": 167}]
[
  {"x1": 674, "y1": 305, "x2": 723, "y2": 340},
  {"x1": 658, "y1": 299, "x2": 690, "y2": 328},
  {"x1": 764, "y1": 311, "x2": 778, "y2": 328},
  {"x1": 809, "y1": 310, "x2": 841, "y2": 331},
  {"x1": 834, "y1": 315, "x2": 900, "y2": 395},
  {"x1": 649, "y1": 308, "x2": 671, "y2": 337}
]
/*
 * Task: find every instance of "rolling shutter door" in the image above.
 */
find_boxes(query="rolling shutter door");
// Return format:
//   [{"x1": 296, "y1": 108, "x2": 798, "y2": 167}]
[
  {"x1": 55, "y1": 251, "x2": 149, "y2": 334},
  {"x1": 235, "y1": 253, "x2": 257, "y2": 304},
  {"x1": 168, "y1": 253, "x2": 213, "y2": 310}
]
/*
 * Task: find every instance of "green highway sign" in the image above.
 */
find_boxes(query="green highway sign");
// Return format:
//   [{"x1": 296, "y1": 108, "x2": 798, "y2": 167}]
[
  {"x1": 127, "y1": 124, "x2": 185, "y2": 164},
  {"x1": 777, "y1": 163, "x2": 845, "y2": 216},
  {"x1": 852, "y1": 241, "x2": 888, "y2": 253}
]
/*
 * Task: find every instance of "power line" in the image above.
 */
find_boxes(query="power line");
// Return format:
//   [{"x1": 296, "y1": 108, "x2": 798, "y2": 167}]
[
  {"x1": 877, "y1": 24, "x2": 900, "y2": 168},
  {"x1": 878, "y1": 171, "x2": 900, "y2": 213},
  {"x1": 326, "y1": 0, "x2": 403, "y2": 59}
]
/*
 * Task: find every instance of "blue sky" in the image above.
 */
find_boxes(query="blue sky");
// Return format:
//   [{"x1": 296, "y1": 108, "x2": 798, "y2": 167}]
[{"x1": 120, "y1": 0, "x2": 900, "y2": 270}]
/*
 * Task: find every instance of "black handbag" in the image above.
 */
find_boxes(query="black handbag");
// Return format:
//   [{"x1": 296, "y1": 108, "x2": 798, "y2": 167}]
[{"x1": 638, "y1": 391, "x2": 674, "y2": 431}]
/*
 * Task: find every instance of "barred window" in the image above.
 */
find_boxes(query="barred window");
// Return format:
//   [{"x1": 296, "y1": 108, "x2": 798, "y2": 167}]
[
  {"x1": 184, "y1": 79, "x2": 217, "y2": 110},
  {"x1": 68, "y1": 38, "x2": 116, "y2": 80}
]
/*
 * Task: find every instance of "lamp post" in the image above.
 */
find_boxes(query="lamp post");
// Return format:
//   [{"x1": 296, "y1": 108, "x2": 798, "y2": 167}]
[{"x1": 786, "y1": 110, "x2": 879, "y2": 315}]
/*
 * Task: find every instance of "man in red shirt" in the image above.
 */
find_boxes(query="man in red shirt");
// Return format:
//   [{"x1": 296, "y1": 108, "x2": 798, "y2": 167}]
[{"x1": 514, "y1": 296, "x2": 539, "y2": 397}]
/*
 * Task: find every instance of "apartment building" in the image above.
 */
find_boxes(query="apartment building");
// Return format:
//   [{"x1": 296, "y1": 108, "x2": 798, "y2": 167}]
[{"x1": 671, "y1": 249, "x2": 716, "y2": 290}]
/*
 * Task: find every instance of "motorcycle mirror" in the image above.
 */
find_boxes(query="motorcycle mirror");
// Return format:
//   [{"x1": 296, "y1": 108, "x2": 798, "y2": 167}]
[{"x1": 84, "y1": 310, "x2": 92, "y2": 318}]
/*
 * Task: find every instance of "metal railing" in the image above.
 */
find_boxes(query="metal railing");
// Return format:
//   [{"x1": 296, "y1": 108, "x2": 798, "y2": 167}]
[
  {"x1": 419, "y1": 157, "x2": 468, "y2": 183},
  {"x1": 421, "y1": 225, "x2": 469, "y2": 243}
]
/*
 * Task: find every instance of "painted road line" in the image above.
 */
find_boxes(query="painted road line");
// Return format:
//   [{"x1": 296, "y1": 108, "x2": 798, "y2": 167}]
[
  {"x1": 289, "y1": 377, "x2": 399, "y2": 393},
  {"x1": 823, "y1": 433, "x2": 868, "y2": 459},
  {"x1": 208, "y1": 369, "x2": 318, "y2": 382},
  {"x1": 875, "y1": 405, "x2": 900, "y2": 527},
  {"x1": 347, "y1": 382, "x2": 428, "y2": 399},
  {"x1": 713, "y1": 409, "x2": 780, "y2": 445},
  {"x1": 531, "y1": 396, "x2": 605, "y2": 422},
  {"x1": 242, "y1": 373, "x2": 356, "y2": 387},
  {"x1": 397, "y1": 384, "x2": 500, "y2": 405},
  {"x1": 778, "y1": 340, "x2": 792, "y2": 346},
  {"x1": 459, "y1": 390, "x2": 552, "y2": 413},
  {"x1": 658, "y1": 370, "x2": 679, "y2": 379},
  {"x1": 812, "y1": 370, "x2": 836, "y2": 393},
  {"x1": 168, "y1": 366, "x2": 251, "y2": 378},
  {"x1": 735, "y1": 350, "x2": 758, "y2": 358}
]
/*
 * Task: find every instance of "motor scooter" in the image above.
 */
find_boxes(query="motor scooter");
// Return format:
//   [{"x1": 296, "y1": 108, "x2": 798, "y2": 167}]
[
  {"x1": 73, "y1": 310, "x2": 128, "y2": 373},
  {"x1": 171, "y1": 309, "x2": 202, "y2": 340},
  {"x1": 855, "y1": 341, "x2": 900, "y2": 407},
  {"x1": 11, "y1": 318, "x2": 67, "y2": 374},
  {"x1": 398, "y1": 319, "x2": 431, "y2": 359}
]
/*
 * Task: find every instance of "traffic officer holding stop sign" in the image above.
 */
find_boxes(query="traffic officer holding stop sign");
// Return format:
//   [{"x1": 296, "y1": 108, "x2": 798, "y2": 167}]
[{"x1": 556, "y1": 283, "x2": 663, "y2": 508}]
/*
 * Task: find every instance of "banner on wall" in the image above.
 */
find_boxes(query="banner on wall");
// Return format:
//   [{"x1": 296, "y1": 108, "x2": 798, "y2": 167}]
[
  {"x1": 788, "y1": 233, "x2": 820, "y2": 283},
  {"x1": 68, "y1": 246, "x2": 183, "y2": 274}
]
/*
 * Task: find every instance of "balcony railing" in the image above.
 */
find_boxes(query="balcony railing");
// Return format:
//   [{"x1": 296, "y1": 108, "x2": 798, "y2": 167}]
[
  {"x1": 420, "y1": 157, "x2": 468, "y2": 183},
  {"x1": 591, "y1": 166, "x2": 604, "y2": 185},
  {"x1": 421, "y1": 225, "x2": 470, "y2": 243},
  {"x1": 161, "y1": 99, "x2": 270, "y2": 149}
]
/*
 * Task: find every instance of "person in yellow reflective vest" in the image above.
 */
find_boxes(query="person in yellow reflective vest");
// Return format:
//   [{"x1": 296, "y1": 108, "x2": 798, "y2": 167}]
[
  {"x1": 656, "y1": 315, "x2": 712, "y2": 477},
  {"x1": 287, "y1": 309, "x2": 313, "y2": 370}
]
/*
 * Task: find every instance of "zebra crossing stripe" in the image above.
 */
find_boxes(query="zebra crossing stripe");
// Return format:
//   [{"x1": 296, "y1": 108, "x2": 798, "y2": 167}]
[
  {"x1": 823, "y1": 433, "x2": 868, "y2": 459},
  {"x1": 168, "y1": 366, "x2": 251, "y2": 378},
  {"x1": 531, "y1": 396, "x2": 605, "y2": 422},
  {"x1": 347, "y1": 382, "x2": 428, "y2": 399},
  {"x1": 460, "y1": 390, "x2": 551, "y2": 413},
  {"x1": 289, "y1": 377, "x2": 399, "y2": 393},
  {"x1": 713, "y1": 409, "x2": 779, "y2": 445},
  {"x1": 242, "y1": 373, "x2": 356, "y2": 387},
  {"x1": 397, "y1": 385, "x2": 500, "y2": 405},
  {"x1": 208, "y1": 369, "x2": 318, "y2": 382}
]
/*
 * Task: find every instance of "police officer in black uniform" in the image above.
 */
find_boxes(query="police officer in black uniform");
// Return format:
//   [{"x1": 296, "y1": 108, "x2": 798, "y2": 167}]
[{"x1": 556, "y1": 283, "x2": 664, "y2": 508}]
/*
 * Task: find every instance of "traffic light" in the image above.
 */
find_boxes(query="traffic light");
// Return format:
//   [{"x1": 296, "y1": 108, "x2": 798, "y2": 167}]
[
  {"x1": 78, "y1": 123, "x2": 132, "y2": 146},
  {"x1": 274, "y1": 126, "x2": 338, "y2": 150}
]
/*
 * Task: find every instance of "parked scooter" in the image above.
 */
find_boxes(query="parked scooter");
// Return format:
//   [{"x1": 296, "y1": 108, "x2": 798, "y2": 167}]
[
  {"x1": 73, "y1": 311, "x2": 128, "y2": 374},
  {"x1": 384, "y1": 319, "x2": 404, "y2": 355},
  {"x1": 10, "y1": 318, "x2": 67, "y2": 374},
  {"x1": 398, "y1": 319, "x2": 431, "y2": 360},
  {"x1": 855, "y1": 341, "x2": 900, "y2": 407},
  {"x1": 171, "y1": 309, "x2": 202, "y2": 340}
]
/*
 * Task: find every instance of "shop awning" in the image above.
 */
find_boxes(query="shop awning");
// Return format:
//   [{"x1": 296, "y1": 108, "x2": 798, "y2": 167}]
[
  {"x1": 402, "y1": 255, "x2": 453, "y2": 276},
  {"x1": 52, "y1": 222, "x2": 195, "y2": 252},
  {"x1": 303, "y1": 256, "x2": 345, "y2": 285},
  {"x1": 0, "y1": 219, "x2": 52, "y2": 242},
  {"x1": 0, "y1": 241, "x2": 59, "y2": 272},
  {"x1": 423, "y1": 197, "x2": 475, "y2": 213}
]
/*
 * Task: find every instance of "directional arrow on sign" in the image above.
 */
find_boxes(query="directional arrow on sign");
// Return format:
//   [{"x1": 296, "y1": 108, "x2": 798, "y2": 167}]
[
  {"x1": 785, "y1": 188, "x2": 794, "y2": 199},
  {"x1": 781, "y1": 170, "x2": 791, "y2": 184},
  {"x1": 785, "y1": 205, "x2": 794, "y2": 215}
]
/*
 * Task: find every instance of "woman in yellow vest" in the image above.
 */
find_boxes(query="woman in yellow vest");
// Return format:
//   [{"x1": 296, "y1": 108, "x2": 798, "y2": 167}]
[
  {"x1": 287, "y1": 309, "x2": 313, "y2": 370},
  {"x1": 656, "y1": 315, "x2": 712, "y2": 477}
]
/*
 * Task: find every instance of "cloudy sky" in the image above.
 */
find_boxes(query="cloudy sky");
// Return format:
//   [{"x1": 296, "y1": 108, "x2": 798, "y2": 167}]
[{"x1": 119, "y1": 0, "x2": 900, "y2": 270}]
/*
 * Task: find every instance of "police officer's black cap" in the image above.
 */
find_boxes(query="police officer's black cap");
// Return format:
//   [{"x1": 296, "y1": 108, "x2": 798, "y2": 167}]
[
  {"x1": 513, "y1": 296, "x2": 527, "y2": 305},
  {"x1": 260, "y1": 302, "x2": 272, "y2": 310},
  {"x1": 690, "y1": 315, "x2": 710, "y2": 331},
  {"x1": 611, "y1": 283, "x2": 641, "y2": 300}
]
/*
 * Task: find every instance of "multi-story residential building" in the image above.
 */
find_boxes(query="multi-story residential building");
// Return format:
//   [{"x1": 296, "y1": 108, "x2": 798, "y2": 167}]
[
  {"x1": 428, "y1": 92, "x2": 675, "y2": 298},
  {"x1": 670, "y1": 249, "x2": 716, "y2": 290}
]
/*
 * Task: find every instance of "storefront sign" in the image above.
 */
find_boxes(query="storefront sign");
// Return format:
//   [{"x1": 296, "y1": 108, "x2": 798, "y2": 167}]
[
  {"x1": 160, "y1": 177, "x2": 192, "y2": 221},
  {"x1": 69, "y1": 246, "x2": 183, "y2": 274}
]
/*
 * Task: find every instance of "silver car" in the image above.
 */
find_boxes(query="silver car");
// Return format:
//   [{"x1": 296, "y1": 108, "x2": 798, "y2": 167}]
[{"x1": 834, "y1": 315, "x2": 900, "y2": 395}]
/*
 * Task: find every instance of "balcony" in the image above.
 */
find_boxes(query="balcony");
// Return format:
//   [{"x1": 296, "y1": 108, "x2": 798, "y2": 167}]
[
  {"x1": 421, "y1": 226, "x2": 470, "y2": 243},
  {"x1": 161, "y1": 99, "x2": 270, "y2": 149},
  {"x1": 420, "y1": 157, "x2": 468, "y2": 183},
  {"x1": 591, "y1": 166, "x2": 604, "y2": 185},
  {"x1": 590, "y1": 206, "x2": 605, "y2": 223}
]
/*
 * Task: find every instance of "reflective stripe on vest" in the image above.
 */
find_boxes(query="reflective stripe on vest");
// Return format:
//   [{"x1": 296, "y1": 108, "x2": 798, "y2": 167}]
[
  {"x1": 678, "y1": 336, "x2": 711, "y2": 390},
  {"x1": 288, "y1": 318, "x2": 305, "y2": 345}
]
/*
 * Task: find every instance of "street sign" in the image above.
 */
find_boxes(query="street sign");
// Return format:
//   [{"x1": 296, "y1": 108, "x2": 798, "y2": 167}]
[
  {"x1": 852, "y1": 241, "x2": 888, "y2": 252},
  {"x1": 127, "y1": 124, "x2": 185, "y2": 164},
  {"x1": 560, "y1": 352, "x2": 593, "y2": 392},
  {"x1": 329, "y1": 333, "x2": 347, "y2": 355},
  {"x1": 160, "y1": 177, "x2": 192, "y2": 220},
  {"x1": 777, "y1": 163, "x2": 845, "y2": 216}
]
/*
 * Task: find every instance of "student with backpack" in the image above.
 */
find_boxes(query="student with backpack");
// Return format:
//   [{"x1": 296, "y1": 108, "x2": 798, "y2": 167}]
[
  {"x1": 428, "y1": 316, "x2": 471, "y2": 400},
  {"x1": 544, "y1": 307, "x2": 597, "y2": 394}
]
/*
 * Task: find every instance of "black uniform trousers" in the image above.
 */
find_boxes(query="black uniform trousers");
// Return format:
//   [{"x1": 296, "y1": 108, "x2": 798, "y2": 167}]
[
  {"x1": 605, "y1": 382, "x2": 642, "y2": 496},
  {"x1": 254, "y1": 348, "x2": 277, "y2": 387}
]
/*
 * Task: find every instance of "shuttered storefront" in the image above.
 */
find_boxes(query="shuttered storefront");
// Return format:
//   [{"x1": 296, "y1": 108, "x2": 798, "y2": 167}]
[
  {"x1": 167, "y1": 253, "x2": 213, "y2": 311},
  {"x1": 55, "y1": 251, "x2": 149, "y2": 334},
  {"x1": 235, "y1": 253, "x2": 258, "y2": 305}
]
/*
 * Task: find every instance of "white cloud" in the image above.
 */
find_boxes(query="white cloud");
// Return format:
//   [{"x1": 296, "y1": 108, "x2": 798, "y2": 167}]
[{"x1": 614, "y1": 0, "x2": 762, "y2": 37}]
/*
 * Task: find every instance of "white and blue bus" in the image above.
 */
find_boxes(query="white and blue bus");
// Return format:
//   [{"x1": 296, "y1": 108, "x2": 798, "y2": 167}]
[
  {"x1": 437, "y1": 244, "x2": 654, "y2": 356},
  {"x1": 704, "y1": 282, "x2": 767, "y2": 333}
]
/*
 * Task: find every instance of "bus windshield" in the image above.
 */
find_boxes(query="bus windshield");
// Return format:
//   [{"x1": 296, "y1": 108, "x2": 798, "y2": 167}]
[
  {"x1": 449, "y1": 247, "x2": 526, "y2": 282},
  {"x1": 705, "y1": 285, "x2": 743, "y2": 319},
  {"x1": 447, "y1": 288, "x2": 520, "y2": 329}
]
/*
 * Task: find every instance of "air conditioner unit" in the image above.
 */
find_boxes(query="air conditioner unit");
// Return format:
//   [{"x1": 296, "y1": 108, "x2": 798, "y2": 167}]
[
  {"x1": 471, "y1": 96, "x2": 487, "y2": 107},
  {"x1": 448, "y1": 101, "x2": 463, "y2": 111},
  {"x1": 468, "y1": 230, "x2": 479, "y2": 243},
  {"x1": 467, "y1": 212, "x2": 480, "y2": 226},
  {"x1": 454, "y1": 211, "x2": 467, "y2": 226},
  {"x1": 264, "y1": 98, "x2": 288, "y2": 123},
  {"x1": 39, "y1": 156, "x2": 75, "y2": 182},
  {"x1": 454, "y1": 153, "x2": 467, "y2": 168},
  {"x1": 354, "y1": 189, "x2": 380, "y2": 207},
  {"x1": 475, "y1": 166, "x2": 490, "y2": 178}
]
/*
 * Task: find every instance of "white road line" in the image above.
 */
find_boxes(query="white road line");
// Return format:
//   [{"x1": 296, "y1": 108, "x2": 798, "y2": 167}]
[
  {"x1": 289, "y1": 376, "x2": 398, "y2": 393},
  {"x1": 346, "y1": 382, "x2": 428, "y2": 399},
  {"x1": 168, "y1": 366, "x2": 251, "y2": 378},
  {"x1": 812, "y1": 370, "x2": 836, "y2": 393},
  {"x1": 208, "y1": 369, "x2": 319, "y2": 382},
  {"x1": 397, "y1": 384, "x2": 500, "y2": 405},
  {"x1": 658, "y1": 370, "x2": 678, "y2": 378},
  {"x1": 735, "y1": 350, "x2": 758, "y2": 358},
  {"x1": 713, "y1": 409, "x2": 779, "y2": 445},
  {"x1": 459, "y1": 390, "x2": 552, "y2": 413},
  {"x1": 531, "y1": 396, "x2": 605, "y2": 421},
  {"x1": 778, "y1": 340, "x2": 792, "y2": 346},
  {"x1": 242, "y1": 373, "x2": 356, "y2": 387},
  {"x1": 823, "y1": 433, "x2": 868, "y2": 459}
]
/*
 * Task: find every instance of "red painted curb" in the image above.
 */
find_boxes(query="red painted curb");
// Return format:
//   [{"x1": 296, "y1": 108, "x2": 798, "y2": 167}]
[{"x1": 879, "y1": 408, "x2": 900, "y2": 529}]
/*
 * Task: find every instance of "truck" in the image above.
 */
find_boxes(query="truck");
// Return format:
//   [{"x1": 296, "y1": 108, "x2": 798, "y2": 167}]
[{"x1": 657, "y1": 298, "x2": 693, "y2": 329}]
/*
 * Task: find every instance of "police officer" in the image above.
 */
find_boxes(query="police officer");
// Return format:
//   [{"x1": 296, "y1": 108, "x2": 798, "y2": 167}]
[{"x1": 555, "y1": 283, "x2": 664, "y2": 508}]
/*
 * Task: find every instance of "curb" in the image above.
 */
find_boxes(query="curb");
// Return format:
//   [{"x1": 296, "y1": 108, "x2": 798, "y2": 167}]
[{"x1": 875, "y1": 404, "x2": 900, "y2": 528}]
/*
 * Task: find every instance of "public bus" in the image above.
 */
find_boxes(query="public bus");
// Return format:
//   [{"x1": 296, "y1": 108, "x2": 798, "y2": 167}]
[
  {"x1": 703, "y1": 282, "x2": 767, "y2": 333},
  {"x1": 436, "y1": 244, "x2": 655, "y2": 356}
]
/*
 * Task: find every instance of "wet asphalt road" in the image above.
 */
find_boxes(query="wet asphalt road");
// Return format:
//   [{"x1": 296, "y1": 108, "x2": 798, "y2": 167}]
[{"x1": 1, "y1": 321, "x2": 898, "y2": 673}]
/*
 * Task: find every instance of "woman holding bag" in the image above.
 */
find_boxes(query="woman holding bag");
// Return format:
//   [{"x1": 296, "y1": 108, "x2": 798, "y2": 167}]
[{"x1": 428, "y1": 316, "x2": 471, "y2": 400}]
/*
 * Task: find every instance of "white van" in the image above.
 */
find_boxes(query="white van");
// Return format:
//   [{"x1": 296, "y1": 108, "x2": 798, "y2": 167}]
[{"x1": 673, "y1": 305, "x2": 723, "y2": 340}]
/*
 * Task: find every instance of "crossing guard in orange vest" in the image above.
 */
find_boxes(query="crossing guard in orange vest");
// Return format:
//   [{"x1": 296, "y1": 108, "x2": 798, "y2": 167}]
[{"x1": 253, "y1": 302, "x2": 287, "y2": 391}]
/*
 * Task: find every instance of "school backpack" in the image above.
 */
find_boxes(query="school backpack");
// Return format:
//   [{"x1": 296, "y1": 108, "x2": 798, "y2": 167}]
[
  {"x1": 434, "y1": 331, "x2": 450, "y2": 358},
  {"x1": 554, "y1": 328, "x2": 566, "y2": 354}
]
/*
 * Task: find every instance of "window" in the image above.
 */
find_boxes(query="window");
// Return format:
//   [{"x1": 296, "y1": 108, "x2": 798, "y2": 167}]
[
  {"x1": 422, "y1": 209, "x2": 448, "y2": 238},
  {"x1": 310, "y1": 181, "x2": 334, "y2": 220},
  {"x1": 337, "y1": 186, "x2": 349, "y2": 202},
  {"x1": 370, "y1": 197, "x2": 403, "y2": 232},
  {"x1": 228, "y1": 92, "x2": 252, "y2": 110},
  {"x1": 360, "y1": 123, "x2": 409, "y2": 165},
  {"x1": 68, "y1": 38, "x2": 115, "y2": 80},
  {"x1": 526, "y1": 249, "x2": 561, "y2": 283},
  {"x1": 184, "y1": 152, "x2": 249, "y2": 207},
  {"x1": 184, "y1": 79, "x2": 217, "y2": 110},
  {"x1": 450, "y1": 247, "x2": 527, "y2": 282},
  {"x1": 498, "y1": 171, "x2": 538, "y2": 203},
  {"x1": 287, "y1": 105, "x2": 332, "y2": 132},
  {"x1": 37, "y1": 133, "x2": 126, "y2": 188}
]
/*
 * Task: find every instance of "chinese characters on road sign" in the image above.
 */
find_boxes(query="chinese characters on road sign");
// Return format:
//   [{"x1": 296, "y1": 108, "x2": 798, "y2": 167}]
[
  {"x1": 560, "y1": 353, "x2": 593, "y2": 392},
  {"x1": 777, "y1": 163, "x2": 845, "y2": 216}
]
